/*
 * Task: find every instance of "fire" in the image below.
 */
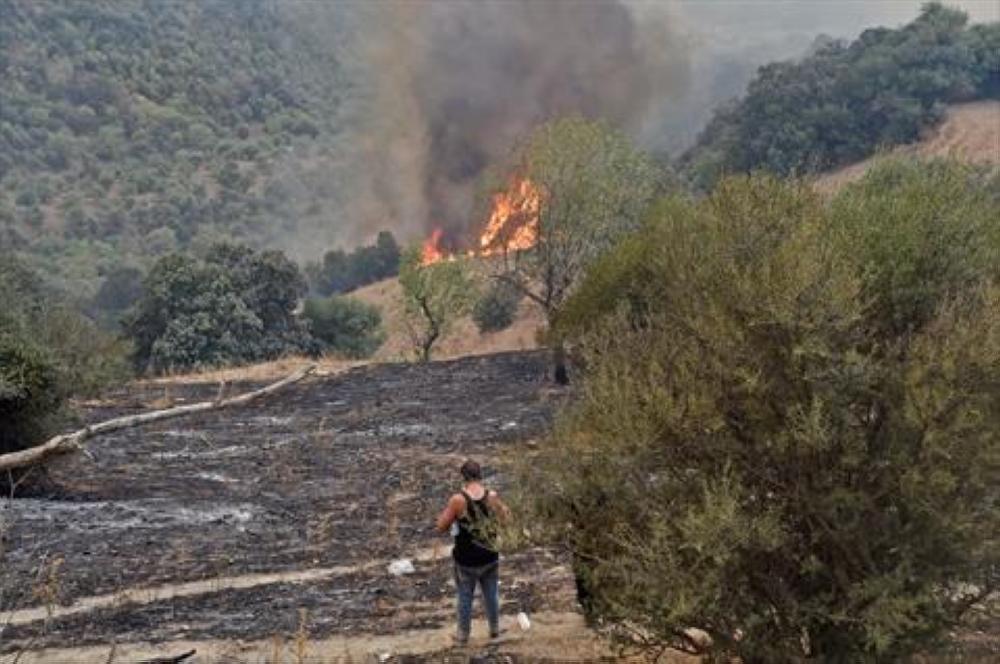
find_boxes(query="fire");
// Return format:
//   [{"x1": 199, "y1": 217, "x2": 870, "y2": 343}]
[
  {"x1": 421, "y1": 228, "x2": 446, "y2": 266},
  {"x1": 420, "y1": 177, "x2": 541, "y2": 266},
  {"x1": 479, "y1": 177, "x2": 540, "y2": 256}
]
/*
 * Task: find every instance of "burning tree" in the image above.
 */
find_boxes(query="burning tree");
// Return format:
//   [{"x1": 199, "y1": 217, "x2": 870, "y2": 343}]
[{"x1": 485, "y1": 117, "x2": 660, "y2": 381}]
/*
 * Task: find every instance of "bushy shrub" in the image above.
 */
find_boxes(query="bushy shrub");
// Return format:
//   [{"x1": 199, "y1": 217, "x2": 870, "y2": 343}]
[
  {"x1": 472, "y1": 282, "x2": 521, "y2": 333},
  {"x1": 124, "y1": 244, "x2": 316, "y2": 374},
  {"x1": 0, "y1": 255, "x2": 132, "y2": 457},
  {"x1": 521, "y1": 161, "x2": 1000, "y2": 661},
  {"x1": 308, "y1": 230, "x2": 401, "y2": 295},
  {"x1": 0, "y1": 330, "x2": 64, "y2": 456},
  {"x1": 302, "y1": 297, "x2": 384, "y2": 359}
]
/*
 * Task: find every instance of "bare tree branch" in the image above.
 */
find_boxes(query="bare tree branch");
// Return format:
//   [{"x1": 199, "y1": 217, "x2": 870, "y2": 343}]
[
  {"x1": 0, "y1": 365, "x2": 316, "y2": 473},
  {"x1": 137, "y1": 650, "x2": 196, "y2": 664}
]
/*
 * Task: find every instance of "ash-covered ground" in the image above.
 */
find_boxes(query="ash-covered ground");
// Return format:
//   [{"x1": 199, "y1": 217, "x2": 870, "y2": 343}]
[{"x1": 0, "y1": 351, "x2": 583, "y2": 659}]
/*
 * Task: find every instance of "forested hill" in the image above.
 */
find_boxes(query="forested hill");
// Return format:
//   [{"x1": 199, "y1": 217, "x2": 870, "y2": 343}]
[
  {"x1": 0, "y1": 0, "x2": 348, "y2": 296},
  {"x1": 681, "y1": 3, "x2": 999, "y2": 190}
]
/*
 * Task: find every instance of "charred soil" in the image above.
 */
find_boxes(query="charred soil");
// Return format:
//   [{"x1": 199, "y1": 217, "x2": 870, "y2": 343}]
[{"x1": 0, "y1": 351, "x2": 593, "y2": 660}]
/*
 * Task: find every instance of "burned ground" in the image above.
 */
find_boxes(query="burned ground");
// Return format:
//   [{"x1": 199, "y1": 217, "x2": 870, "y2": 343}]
[{"x1": 0, "y1": 351, "x2": 584, "y2": 659}]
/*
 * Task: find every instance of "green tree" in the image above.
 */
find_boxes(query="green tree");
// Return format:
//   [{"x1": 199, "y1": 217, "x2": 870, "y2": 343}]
[
  {"x1": 520, "y1": 162, "x2": 999, "y2": 661},
  {"x1": 0, "y1": 255, "x2": 130, "y2": 458},
  {"x1": 302, "y1": 296, "x2": 384, "y2": 359},
  {"x1": 0, "y1": 330, "x2": 64, "y2": 457},
  {"x1": 307, "y1": 231, "x2": 402, "y2": 296},
  {"x1": 490, "y1": 116, "x2": 660, "y2": 381},
  {"x1": 124, "y1": 244, "x2": 315, "y2": 374},
  {"x1": 398, "y1": 247, "x2": 473, "y2": 362}
]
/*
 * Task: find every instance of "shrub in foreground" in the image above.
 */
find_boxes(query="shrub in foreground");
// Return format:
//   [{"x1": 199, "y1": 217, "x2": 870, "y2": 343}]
[{"x1": 521, "y1": 162, "x2": 999, "y2": 661}]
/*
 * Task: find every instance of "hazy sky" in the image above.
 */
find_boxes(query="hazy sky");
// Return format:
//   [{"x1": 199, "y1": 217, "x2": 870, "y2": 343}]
[
  {"x1": 679, "y1": 0, "x2": 998, "y2": 33},
  {"x1": 675, "y1": 0, "x2": 997, "y2": 57}
]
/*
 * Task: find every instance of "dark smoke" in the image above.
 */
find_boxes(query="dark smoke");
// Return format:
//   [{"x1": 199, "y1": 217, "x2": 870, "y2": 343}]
[
  {"x1": 286, "y1": 0, "x2": 995, "y2": 255},
  {"x1": 346, "y1": 0, "x2": 689, "y2": 246}
]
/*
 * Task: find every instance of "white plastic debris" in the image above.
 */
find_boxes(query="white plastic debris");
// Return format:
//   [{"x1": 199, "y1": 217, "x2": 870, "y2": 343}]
[
  {"x1": 387, "y1": 558, "x2": 416, "y2": 576},
  {"x1": 517, "y1": 611, "x2": 531, "y2": 631},
  {"x1": 377, "y1": 652, "x2": 392, "y2": 663}
]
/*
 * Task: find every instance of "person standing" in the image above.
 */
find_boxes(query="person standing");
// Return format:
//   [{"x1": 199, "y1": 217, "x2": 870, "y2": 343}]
[{"x1": 435, "y1": 459, "x2": 510, "y2": 646}]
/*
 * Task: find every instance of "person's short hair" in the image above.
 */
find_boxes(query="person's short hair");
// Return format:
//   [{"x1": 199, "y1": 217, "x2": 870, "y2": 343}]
[{"x1": 460, "y1": 459, "x2": 482, "y2": 481}]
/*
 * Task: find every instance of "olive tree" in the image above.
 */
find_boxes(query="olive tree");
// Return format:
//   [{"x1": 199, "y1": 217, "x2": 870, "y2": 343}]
[
  {"x1": 490, "y1": 116, "x2": 661, "y2": 382},
  {"x1": 517, "y1": 161, "x2": 999, "y2": 661},
  {"x1": 398, "y1": 247, "x2": 474, "y2": 362}
]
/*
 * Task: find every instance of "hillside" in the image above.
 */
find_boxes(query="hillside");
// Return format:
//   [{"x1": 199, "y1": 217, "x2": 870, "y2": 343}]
[
  {"x1": 682, "y1": 4, "x2": 999, "y2": 190},
  {"x1": 0, "y1": 0, "x2": 350, "y2": 296},
  {"x1": 352, "y1": 277, "x2": 544, "y2": 362},
  {"x1": 814, "y1": 100, "x2": 1000, "y2": 192}
]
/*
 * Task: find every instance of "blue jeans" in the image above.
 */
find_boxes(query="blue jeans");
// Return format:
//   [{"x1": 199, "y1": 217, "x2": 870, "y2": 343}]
[{"x1": 453, "y1": 560, "x2": 500, "y2": 640}]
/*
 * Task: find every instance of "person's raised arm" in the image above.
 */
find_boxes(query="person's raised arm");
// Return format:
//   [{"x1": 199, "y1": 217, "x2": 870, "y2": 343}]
[{"x1": 435, "y1": 494, "x2": 465, "y2": 533}]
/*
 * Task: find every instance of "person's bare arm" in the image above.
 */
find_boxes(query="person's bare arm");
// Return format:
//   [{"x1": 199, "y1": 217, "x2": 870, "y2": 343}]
[
  {"x1": 435, "y1": 494, "x2": 465, "y2": 533},
  {"x1": 488, "y1": 491, "x2": 511, "y2": 522}
]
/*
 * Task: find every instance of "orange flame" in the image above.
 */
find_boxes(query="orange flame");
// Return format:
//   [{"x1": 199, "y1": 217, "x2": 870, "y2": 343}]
[
  {"x1": 421, "y1": 228, "x2": 446, "y2": 266},
  {"x1": 420, "y1": 177, "x2": 540, "y2": 266},
  {"x1": 479, "y1": 177, "x2": 541, "y2": 256}
]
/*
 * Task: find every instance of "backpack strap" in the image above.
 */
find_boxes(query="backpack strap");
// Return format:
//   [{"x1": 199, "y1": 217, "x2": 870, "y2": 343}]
[{"x1": 459, "y1": 490, "x2": 489, "y2": 521}]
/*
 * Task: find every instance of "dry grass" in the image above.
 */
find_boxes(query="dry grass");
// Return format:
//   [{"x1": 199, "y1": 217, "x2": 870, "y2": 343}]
[
  {"x1": 351, "y1": 274, "x2": 544, "y2": 363},
  {"x1": 814, "y1": 100, "x2": 1000, "y2": 195},
  {"x1": 140, "y1": 356, "x2": 362, "y2": 386}
]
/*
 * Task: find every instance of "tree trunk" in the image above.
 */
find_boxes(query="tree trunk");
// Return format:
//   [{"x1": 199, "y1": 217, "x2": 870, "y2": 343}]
[
  {"x1": 0, "y1": 365, "x2": 316, "y2": 473},
  {"x1": 553, "y1": 342, "x2": 569, "y2": 385},
  {"x1": 418, "y1": 295, "x2": 439, "y2": 362}
]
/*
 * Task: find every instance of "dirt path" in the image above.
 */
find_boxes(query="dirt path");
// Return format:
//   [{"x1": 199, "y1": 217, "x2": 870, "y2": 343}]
[{"x1": 3, "y1": 611, "x2": 622, "y2": 663}]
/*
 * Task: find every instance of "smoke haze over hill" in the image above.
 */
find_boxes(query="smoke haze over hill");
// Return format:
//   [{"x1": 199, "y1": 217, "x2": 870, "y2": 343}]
[{"x1": 323, "y1": 0, "x2": 999, "y2": 248}]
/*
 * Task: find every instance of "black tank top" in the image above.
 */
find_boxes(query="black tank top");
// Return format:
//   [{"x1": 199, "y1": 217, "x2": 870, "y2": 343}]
[{"x1": 453, "y1": 490, "x2": 500, "y2": 567}]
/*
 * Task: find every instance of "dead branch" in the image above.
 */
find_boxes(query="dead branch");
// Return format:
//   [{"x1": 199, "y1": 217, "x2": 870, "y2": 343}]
[
  {"x1": 0, "y1": 365, "x2": 316, "y2": 473},
  {"x1": 137, "y1": 650, "x2": 196, "y2": 664}
]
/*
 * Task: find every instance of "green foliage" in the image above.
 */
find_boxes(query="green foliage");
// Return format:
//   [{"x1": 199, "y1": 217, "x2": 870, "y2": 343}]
[
  {"x1": 472, "y1": 281, "x2": 521, "y2": 333},
  {"x1": 0, "y1": 254, "x2": 131, "y2": 455},
  {"x1": 492, "y1": 117, "x2": 661, "y2": 322},
  {"x1": 398, "y1": 247, "x2": 473, "y2": 362},
  {"x1": 302, "y1": 296, "x2": 384, "y2": 359},
  {"x1": 829, "y1": 158, "x2": 1000, "y2": 336},
  {"x1": 0, "y1": 0, "x2": 345, "y2": 296},
  {"x1": 520, "y1": 161, "x2": 999, "y2": 661},
  {"x1": 91, "y1": 265, "x2": 145, "y2": 327},
  {"x1": 123, "y1": 244, "x2": 316, "y2": 374},
  {"x1": 683, "y1": 4, "x2": 1000, "y2": 189},
  {"x1": 0, "y1": 330, "x2": 63, "y2": 456},
  {"x1": 306, "y1": 231, "x2": 401, "y2": 296}
]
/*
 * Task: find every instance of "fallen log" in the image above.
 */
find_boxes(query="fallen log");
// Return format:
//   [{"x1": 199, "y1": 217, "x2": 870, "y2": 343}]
[{"x1": 0, "y1": 365, "x2": 316, "y2": 473}]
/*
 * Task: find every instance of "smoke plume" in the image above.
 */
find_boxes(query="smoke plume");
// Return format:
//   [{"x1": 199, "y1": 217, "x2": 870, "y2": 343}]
[
  {"x1": 342, "y1": 0, "x2": 690, "y2": 248},
  {"x1": 286, "y1": 0, "x2": 998, "y2": 255}
]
